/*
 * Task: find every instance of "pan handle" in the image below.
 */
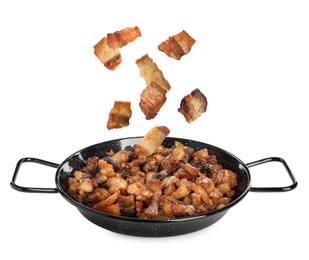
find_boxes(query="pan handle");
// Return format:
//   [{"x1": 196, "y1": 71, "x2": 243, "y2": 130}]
[
  {"x1": 246, "y1": 157, "x2": 297, "y2": 192},
  {"x1": 10, "y1": 157, "x2": 59, "y2": 193}
]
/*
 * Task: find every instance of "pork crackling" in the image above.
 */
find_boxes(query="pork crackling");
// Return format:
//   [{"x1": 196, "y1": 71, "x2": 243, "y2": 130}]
[
  {"x1": 94, "y1": 26, "x2": 141, "y2": 70},
  {"x1": 178, "y1": 88, "x2": 208, "y2": 123},
  {"x1": 107, "y1": 101, "x2": 132, "y2": 130},
  {"x1": 158, "y1": 30, "x2": 196, "y2": 60},
  {"x1": 66, "y1": 126, "x2": 238, "y2": 219}
]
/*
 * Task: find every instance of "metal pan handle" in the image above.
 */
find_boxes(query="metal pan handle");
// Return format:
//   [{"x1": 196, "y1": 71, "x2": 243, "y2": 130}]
[
  {"x1": 246, "y1": 157, "x2": 297, "y2": 192},
  {"x1": 10, "y1": 157, "x2": 59, "y2": 193}
]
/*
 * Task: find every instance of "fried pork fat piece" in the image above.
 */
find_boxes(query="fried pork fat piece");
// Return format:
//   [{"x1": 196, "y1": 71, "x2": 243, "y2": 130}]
[
  {"x1": 94, "y1": 26, "x2": 141, "y2": 70},
  {"x1": 94, "y1": 37, "x2": 121, "y2": 71},
  {"x1": 158, "y1": 30, "x2": 196, "y2": 60},
  {"x1": 107, "y1": 101, "x2": 132, "y2": 130},
  {"x1": 178, "y1": 88, "x2": 208, "y2": 123},
  {"x1": 139, "y1": 82, "x2": 167, "y2": 120},
  {"x1": 134, "y1": 126, "x2": 170, "y2": 156},
  {"x1": 136, "y1": 54, "x2": 171, "y2": 92},
  {"x1": 106, "y1": 26, "x2": 141, "y2": 49}
]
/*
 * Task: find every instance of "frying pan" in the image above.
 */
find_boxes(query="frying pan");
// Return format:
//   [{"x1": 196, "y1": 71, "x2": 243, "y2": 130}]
[{"x1": 10, "y1": 137, "x2": 297, "y2": 237}]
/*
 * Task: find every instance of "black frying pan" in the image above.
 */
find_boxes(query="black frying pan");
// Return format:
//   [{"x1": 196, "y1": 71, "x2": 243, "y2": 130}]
[{"x1": 10, "y1": 137, "x2": 297, "y2": 237}]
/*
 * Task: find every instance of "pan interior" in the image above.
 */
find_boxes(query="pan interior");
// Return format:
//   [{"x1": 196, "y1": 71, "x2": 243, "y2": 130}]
[{"x1": 57, "y1": 137, "x2": 251, "y2": 215}]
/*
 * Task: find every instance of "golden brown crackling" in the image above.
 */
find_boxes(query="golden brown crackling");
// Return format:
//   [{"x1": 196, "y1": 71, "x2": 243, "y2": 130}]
[
  {"x1": 178, "y1": 88, "x2": 207, "y2": 123},
  {"x1": 107, "y1": 101, "x2": 132, "y2": 130},
  {"x1": 134, "y1": 126, "x2": 170, "y2": 157},
  {"x1": 94, "y1": 26, "x2": 141, "y2": 70},
  {"x1": 106, "y1": 26, "x2": 141, "y2": 49},
  {"x1": 139, "y1": 82, "x2": 167, "y2": 120},
  {"x1": 136, "y1": 54, "x2": 171, "y2": 91},
  {"x1": 158, "y1": 30, "x2": 196, "y2": 60},
  {"x1": 94, "y1": 37, "x2": 122, "y2": 70}
]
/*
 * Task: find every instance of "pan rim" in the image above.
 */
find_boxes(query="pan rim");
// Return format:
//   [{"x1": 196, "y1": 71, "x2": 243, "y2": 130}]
[{"x1": 55, "y1": 136, "x2": 252, "y2": 223}]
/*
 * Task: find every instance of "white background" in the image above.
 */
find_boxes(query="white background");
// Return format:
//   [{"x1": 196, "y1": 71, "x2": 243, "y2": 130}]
[{"x1": 1, "y1": 0, "x2": 308, "y2": 259}]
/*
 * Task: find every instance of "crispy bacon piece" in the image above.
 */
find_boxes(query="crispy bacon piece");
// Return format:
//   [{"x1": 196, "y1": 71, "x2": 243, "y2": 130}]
[
  {"x1": 139, "y1": 82, "x2": 167, "y2": 120},
  {"x1": 94, "y1": 37, "x2": 122, "y2": 70},
  {"x1": 106, "y1": 26, "x2": 141, "y2": 49},
  {"x1": 134, "y1": 126, "x2": 170, "y2": 157},
  {"x1": 136, "y1": 54, "x2": 171, "y2": 91},
  {"x1": 178, "y1": 88, "x2": 207, "y2": 123},
  {"x1": 158, "y1": 30, "x2": 196, "y2": 60},
  {"x1": 160, "y1": 196, "x2": 174, "y2": 218},
  {"x1": 144, "y1": 191, "x2": 161, "y2": 218},
  {"x1": 94, "y1": 26, "x2": 141, "y2": 70},
  {"x1": 93, "y1": 191, "x2": 120, "y2": 210},
  {"x1": 118, "y1": 195, "x2": 136, "y2": 216},
  {"x1": 97, "y1": 203, "x2": 121, "y2": 216},
  {"x1": 107, "y1": 101, "x2": 132, "y2": 130},
  {"x1": 212, "y1": 169, "x2": 237, "y2": 197}
]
